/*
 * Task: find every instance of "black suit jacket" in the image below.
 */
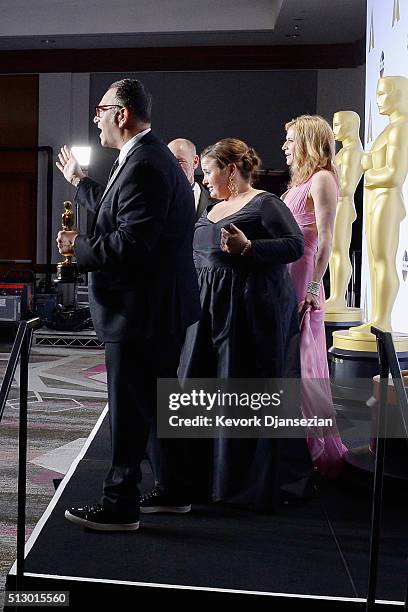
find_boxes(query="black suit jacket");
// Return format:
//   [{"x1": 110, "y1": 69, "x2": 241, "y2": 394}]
[
  {"x1": 195, "y1": 182, "x2": 212, "y2": 220},
  {"x1": 73, "y1": 131, "x2": 201, "y2": 341}
]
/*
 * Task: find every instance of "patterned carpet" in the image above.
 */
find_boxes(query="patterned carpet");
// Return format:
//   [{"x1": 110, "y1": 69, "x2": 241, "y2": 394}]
[{"x1": 0, "y1": 345, "x2": 107, "y2": 609}]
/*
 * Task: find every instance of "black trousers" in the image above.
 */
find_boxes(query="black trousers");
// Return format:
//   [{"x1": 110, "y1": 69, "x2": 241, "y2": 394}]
[{"x1": 101, "y1": 332, "x2": 187, "y2": 516}]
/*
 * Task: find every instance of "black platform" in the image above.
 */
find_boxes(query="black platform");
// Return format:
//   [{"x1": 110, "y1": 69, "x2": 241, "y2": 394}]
[{"x1": 6, "y1": 407, "x2": 407, "y2": 611}]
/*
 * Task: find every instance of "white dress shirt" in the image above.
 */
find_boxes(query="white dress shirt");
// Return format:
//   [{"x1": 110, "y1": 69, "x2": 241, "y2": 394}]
[{"x1": 192, "y1": 182, "x2": 201, "y2": 210}]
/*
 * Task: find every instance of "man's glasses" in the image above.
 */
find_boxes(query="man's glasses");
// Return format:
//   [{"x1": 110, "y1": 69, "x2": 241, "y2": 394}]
[{"x1": 94, "y1": 105, "x2": 123, "y2": 118}]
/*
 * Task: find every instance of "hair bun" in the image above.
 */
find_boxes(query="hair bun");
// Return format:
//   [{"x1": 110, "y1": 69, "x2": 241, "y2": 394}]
[
  {"x1": 200, "y1": 138, "x2": 261, "y2": 181},
  {"x1": 242, "y1": 147, "x2": 261, "y2": 173}
]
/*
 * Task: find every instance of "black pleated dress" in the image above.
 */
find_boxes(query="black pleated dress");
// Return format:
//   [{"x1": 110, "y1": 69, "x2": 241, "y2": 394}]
[{"x1": 179, "y1": 192, "x2": 314, "y2": 510}]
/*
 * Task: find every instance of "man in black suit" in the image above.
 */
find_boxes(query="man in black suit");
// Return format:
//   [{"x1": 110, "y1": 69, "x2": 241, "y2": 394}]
[
  {"x1": 168, "y1": 138, "x2": 212, "y2": 219},
  {"x1": 56, "y1": 79, "x2": 200, "y2": 531}
]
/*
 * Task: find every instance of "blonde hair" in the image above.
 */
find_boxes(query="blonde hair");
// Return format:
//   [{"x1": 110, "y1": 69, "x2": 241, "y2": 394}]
[
  {"x1": 201, "y1": 138, "x2": 261, "y2": 181},
  {"x1": 285, "y1": 115, "x2": 338, "y2": 188}
]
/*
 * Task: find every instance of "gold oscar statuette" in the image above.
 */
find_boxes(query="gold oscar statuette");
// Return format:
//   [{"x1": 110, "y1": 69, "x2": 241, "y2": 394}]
[{"x1": 56, "y1": 201, "x2": 79, "y2": 283}]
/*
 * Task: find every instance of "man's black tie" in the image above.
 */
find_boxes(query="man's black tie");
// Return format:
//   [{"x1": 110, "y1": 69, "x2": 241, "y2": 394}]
[{"x1": 108, "y1": 158, "x2": 119, "y2": 181}]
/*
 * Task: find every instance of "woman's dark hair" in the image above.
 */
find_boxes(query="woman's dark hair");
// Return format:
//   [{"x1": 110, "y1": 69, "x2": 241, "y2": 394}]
[
  {"x1": 201, "y1": 138, "x2": 261, "y2": 181},
  {"x1": 109, "y1": 78, "x2": 152, "y2": 123}
]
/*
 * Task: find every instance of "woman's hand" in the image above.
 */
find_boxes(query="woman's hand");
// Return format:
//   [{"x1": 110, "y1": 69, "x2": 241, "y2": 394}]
[
  {"x1": 220, "y1": 223, "x2": 250, "y2": 254},
  {"x1": 298, "y1": 291, "x2": 320, "y2": 314}
]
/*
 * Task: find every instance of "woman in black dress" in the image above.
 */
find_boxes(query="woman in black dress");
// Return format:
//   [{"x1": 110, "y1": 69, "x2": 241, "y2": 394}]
[{"x1": 179, "y1": 138, "x2": 313, "y2": 510}]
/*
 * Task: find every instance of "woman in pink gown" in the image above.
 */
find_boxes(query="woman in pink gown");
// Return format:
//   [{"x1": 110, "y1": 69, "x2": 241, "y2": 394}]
[{"x1": 281, "y1": 115, "x2": 347, "y2": 477}]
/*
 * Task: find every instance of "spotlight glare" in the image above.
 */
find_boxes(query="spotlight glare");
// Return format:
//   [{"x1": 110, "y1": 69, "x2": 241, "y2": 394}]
[{"x1": 71, "y1": 146, "x2": 91, "y2": 168}]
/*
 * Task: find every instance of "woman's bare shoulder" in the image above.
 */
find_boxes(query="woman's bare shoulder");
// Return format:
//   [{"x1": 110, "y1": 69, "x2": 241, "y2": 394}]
[
  {"x1": 311, "y1": 169, "x2": 336, "y2": 184},
  {"x1": 311, "y1": 170, "x2": 337, "y2": 194}
]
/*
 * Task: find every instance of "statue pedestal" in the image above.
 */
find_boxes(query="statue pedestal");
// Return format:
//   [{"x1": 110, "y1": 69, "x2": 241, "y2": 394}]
[
  {"x1": 324, "y1": 307, "x2": 364, "y2": 324},
  {"x1": 324, "y1": 309, "x2": 364, "y2": 353},
  {"x1": 333, "y1": 329, "x2": 408, "y2": 353},
  {"x1": 343, "y1": 372, "x2": 408, "y2": 482},
  {"x1": 329, "y1": 330, "x2": 408, "y2": 405},
  {"x1": 324, "y1": 308, "x2": 364, "y2": 351}
]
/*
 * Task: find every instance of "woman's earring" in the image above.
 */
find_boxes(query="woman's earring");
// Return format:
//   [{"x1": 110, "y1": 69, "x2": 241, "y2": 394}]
[{"x1": 228, "y1": 174, "x2": 238, "y2": 197}]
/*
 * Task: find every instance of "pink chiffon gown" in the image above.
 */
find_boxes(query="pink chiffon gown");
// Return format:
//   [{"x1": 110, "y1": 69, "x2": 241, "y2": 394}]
[{"x1": 283, "y1": 176, "x2": 347, "y2": 477}]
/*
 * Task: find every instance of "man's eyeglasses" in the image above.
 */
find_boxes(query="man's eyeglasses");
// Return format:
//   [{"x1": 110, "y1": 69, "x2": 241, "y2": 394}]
[{"x1": 94, "y1": 105, "x2": 123, "y2": 118}]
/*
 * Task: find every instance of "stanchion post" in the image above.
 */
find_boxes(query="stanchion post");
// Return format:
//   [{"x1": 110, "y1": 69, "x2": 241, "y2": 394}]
[
  {"x1": 16, "y1": 323, "x2": 30, "y2": 591},
  {"x1": 366, "y1": 328, "x2": 389, "y2": 611}
]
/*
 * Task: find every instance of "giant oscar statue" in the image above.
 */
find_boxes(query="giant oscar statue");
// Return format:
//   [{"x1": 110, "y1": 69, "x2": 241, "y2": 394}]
[
  {"x1": 325, "y1": 111, "x2": 364, "y2": 330},
  {"x1": 331, "y1": 76, "x2": 408, "y2": 379}
]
